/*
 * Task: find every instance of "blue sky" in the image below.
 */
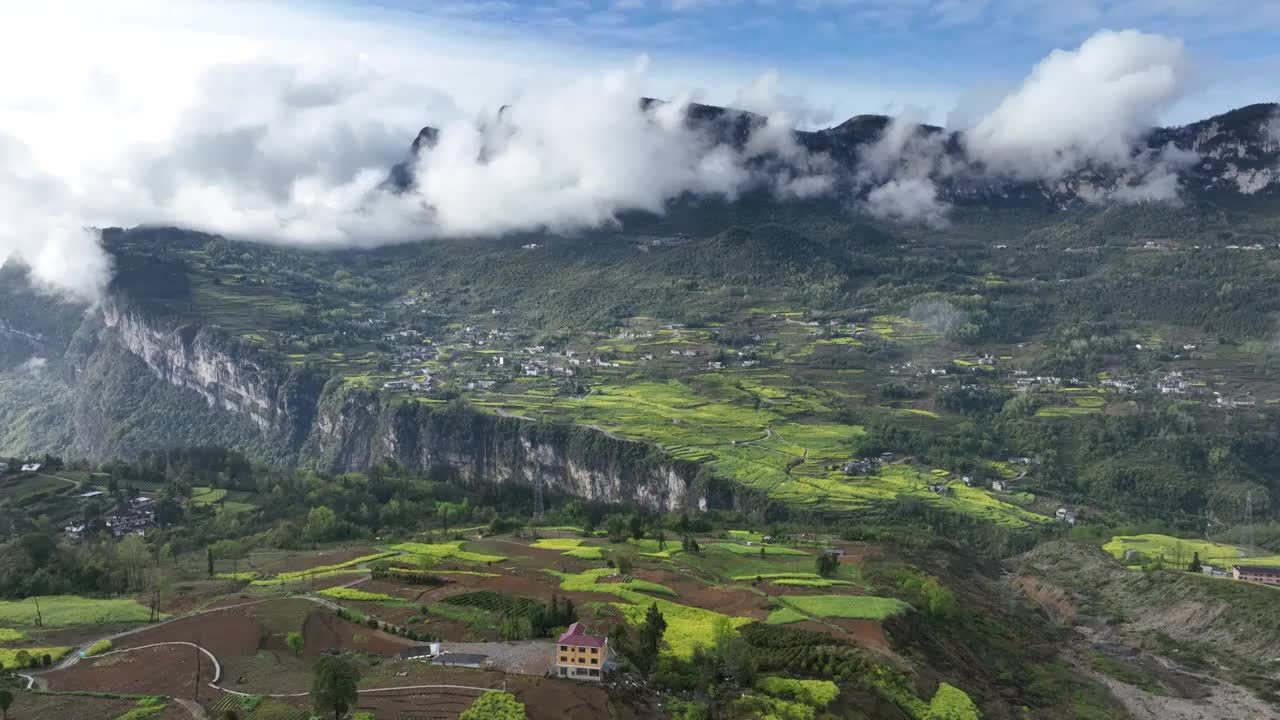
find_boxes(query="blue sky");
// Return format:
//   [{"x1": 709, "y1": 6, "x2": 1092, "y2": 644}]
[{"x1": 318, "y1": 0, "x2": 1280, "y2": 125}]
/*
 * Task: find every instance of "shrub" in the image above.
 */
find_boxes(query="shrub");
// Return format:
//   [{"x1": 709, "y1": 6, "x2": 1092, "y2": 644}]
[
  {"x1": 756, "y1": 677, "x2": 840, "y2": 708},
  {"x1": 318, "y1": 587, "x2": 396, "y2": 602},
  {"x1": 460, "y1": 691, "x2": 526, "y2": 720},
  {"x1": 85, "y1": 639, "x2": 114, "y2": 657}
]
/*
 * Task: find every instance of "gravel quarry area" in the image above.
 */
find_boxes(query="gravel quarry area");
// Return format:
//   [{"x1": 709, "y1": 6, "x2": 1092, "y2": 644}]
[{"x1": 436, "y1": 640, "x2": 556, "y2": 676}]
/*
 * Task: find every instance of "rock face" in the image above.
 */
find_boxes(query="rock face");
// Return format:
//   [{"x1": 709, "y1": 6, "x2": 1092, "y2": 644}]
[
  {"x1": 102, "y1": 297, "x2": 281, "y2": 430},
  {"x1": 306, "y1": 383, "x2": 717, "y2": 512},
  {"x1": 95, "y1": 298, "x2": 717, "y2": 512}
]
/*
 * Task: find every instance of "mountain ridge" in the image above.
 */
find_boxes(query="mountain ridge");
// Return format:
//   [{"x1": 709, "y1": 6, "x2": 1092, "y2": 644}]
[{"x1": 391, "y1": 100, "x2": 1280, "y2": 207}]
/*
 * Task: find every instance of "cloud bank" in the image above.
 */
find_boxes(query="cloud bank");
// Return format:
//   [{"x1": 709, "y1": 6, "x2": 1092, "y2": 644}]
[
  {"x1": 856, "y1": 29, "x2": 1197, "y2": 223},
  {"x1": 0, "y1": 7, "x2": 1205, "y2": 299}
]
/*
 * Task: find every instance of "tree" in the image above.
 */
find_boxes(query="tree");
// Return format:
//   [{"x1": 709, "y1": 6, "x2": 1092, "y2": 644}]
[
  {"x1": 924, "y1": 683, "x2": 980, "y2": 720},
  {"x1": 460, "y1": 690, "x2": 527, "y2": 720},
  {"x1": 629, "y1": 514, "x2": 645, "y2": 541},
  {"x1": 287, "y1": 631, "x2": 305, "y2": 657},
  {"x1": 312, "y1": 655, "x2": 360, "y2": 720},
  {"x1": 636, "y1": 603, "x2": 667, "y2": 673},
  {"x1": 614, "y1": 552, "x2": 634, "y2": 576},
  {"x1": 1188, "y1": 551, "x2": 1203, "y2": 573},
  {"x1": 0, "y1": 689, "x2": 12, "y2": 720},
  {"x1": 606, "y1": 515, "x2": 628, "y2": 543},
  {"x1": 207, "y1": 547, "x2": 214, "y2": 579},
  {"x1": 816, "y1": 551, "x2": 840, "y2": 578},
  {"x1": 656, "y1": 530, "x2": 666, "y2": 551},
  {"x1": 305, "y1": 506, "x2": 338, "y2": 543},
  {"x1": 211, "y1": 539, "x2": 245, "y2": 575}
]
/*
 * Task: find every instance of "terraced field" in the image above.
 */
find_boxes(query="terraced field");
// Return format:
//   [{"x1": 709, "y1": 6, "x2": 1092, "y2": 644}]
[{"x1": 474, "y1": 374, "x2": 1048, "y2": 527}]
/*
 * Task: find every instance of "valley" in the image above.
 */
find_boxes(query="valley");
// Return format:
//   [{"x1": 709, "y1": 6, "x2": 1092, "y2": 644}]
[{"x1": 2, "y1": 101, "x2": 1280, "y2": 719}]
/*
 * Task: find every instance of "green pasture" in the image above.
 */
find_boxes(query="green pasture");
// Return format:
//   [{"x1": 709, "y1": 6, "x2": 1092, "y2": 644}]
[
  {"x1": 1101, "y1": 534, "x2": 1274, "y2": 566},
  {"x1": 780, "y1": 595, "x2": 911, "y2": 620},
  {"x1": 0, "y1": 596, "x2": 157, "y2": 626}
]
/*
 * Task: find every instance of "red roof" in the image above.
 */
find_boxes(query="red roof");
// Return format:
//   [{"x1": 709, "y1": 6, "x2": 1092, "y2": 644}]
[{"x1": 557, "y1": 622, "x2": 605, "y2": 648}]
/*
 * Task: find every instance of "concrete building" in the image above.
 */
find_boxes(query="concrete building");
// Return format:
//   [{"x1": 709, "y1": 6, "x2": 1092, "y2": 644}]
[
  {"x1": 1232, "y1": 565, "x2": 1280, "y2": 586},
  {"x1": 555, "y1": 622, "x2": 607, "y2": 681},
  {"x1": 432, "y1": 652, "x2": 488, "y2": 669}
]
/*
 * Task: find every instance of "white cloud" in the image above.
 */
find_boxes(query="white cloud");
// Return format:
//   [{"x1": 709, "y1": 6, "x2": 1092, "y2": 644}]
[
  {"x1": 864, "y1": 178, "x2": 949, "y2": 227},
  {"x1": 1109, "y1": 143, "x2": 1198, "y2": 204},
  {"x1": 0, "y1": 1, "x2": 834, "y2": 300},
  {"x1": 964, "y1": 30, "x2": 1193, "y2": 179}
]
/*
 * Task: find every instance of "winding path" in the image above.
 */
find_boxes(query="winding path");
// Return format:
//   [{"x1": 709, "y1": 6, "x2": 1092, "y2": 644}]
[{"x1": 17, "y1": 590, "x2": 492, "y2": 719}]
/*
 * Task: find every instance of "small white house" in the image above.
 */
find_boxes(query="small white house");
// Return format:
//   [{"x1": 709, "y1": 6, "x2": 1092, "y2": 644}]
[{"x1": 20, "y1": 463, "x2": 41, "y2": 473}]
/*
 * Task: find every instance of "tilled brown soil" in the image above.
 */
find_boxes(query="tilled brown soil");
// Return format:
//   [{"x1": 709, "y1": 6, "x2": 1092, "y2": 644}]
[
  {"x1": 302, "y1": 608, "x2": 418, "y2": 658},
  {"x1": 45, "y1": 643, "x2": 216, "y2": 697}
]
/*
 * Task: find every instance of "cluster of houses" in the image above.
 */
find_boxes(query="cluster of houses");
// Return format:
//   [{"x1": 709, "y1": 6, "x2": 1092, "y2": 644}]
[
  {"x1": 65, "y1": 496, "x2": 157, "y2": 541},
  {"x1": 0, "y1": 461, "x2": 43, "y2": 475}
]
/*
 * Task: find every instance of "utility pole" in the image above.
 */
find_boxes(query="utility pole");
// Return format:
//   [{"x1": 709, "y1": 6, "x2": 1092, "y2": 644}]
[
  {"x1": 1245, "y1": 491, "x2": 1255, "y2": 548},
  {"x1": 193, "y1": 635, "x2": 200, "y2": 703}
]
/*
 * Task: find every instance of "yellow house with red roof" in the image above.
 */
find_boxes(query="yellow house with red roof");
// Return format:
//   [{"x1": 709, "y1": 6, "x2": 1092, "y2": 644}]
[{"x1": 554, "y1": 622, "x2": 608, "y2": 681}]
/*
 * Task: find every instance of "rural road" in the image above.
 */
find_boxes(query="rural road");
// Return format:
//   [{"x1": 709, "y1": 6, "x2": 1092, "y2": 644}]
[
  {"x1": 38, "y1": 473, "x2": 83, "y2": 490},
  {"x1": 18, "y1": 589, "x2": 492, "y2": 717}
]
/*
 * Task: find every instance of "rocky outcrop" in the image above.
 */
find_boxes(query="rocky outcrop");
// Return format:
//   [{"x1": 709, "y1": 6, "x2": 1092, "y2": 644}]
[
  {"x1": 102, "y1": 297, "x2": 278, "y2": 429},
  {"x1": 307, "y1": 383, "x2": 725, "y2": 512},
  {"x1": 91, "y1": 301, "x2": 724, "y2": 511},
  {"x1": 100, "y1": 295, "x2": 321, "y2": 449}
]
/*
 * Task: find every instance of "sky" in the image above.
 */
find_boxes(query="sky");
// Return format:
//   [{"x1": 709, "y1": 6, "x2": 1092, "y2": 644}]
[
  {"x1": 0, "y1": 0, "x2": 1276, "y2": 300},
  {"x1": 320, "y1": 0, "x2": 1280, "y2": 124}
]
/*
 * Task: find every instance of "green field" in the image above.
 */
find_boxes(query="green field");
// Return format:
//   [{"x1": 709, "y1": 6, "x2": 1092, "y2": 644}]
[
  {"x1": 780, "y1": 595, "x2": 911, "y2": 620},
  {"x1": 253, "y1": 551, "x2": 396, "y2": 584},
  {"x1": 318, "y1": 587, "x2": 396, "y2": 602},
  {"x1": 1102, "y1": 534, "x2": 1280, "y2": 568},
  {"x1": 390, "y1": 542, "x2": 506, "y2": 564},
  {"x1": 764, "y1": 607, "x2": 808, "y2": 625},
  {"x1": 614, "y1": 600, "x2": 752, "y2": 658},
  {"x1": 531, "y1": 538, "x2": 585, "y2": 550},
  {"x1": 0, "y1": 646, "x2": 72, "y2": 667},
  {"x1": 546, "y1": 569, "x2": 677, "y2": 599},
  {"x1": 0, "y1": 596, "x2": 156, "y2": 626}
]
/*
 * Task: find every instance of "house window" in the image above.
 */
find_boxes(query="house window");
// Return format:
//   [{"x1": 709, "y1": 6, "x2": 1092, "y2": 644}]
[
  {"x1": 560, "y1": 645, "x2": 569, "y2": 652},
  {"x1": 560, "y1": 656, "x2": 568, "y2": 663},
  {"x1": 589, "y1": 669, "x2": 600, "y2": 677},
  {"x1": 590, "y1": 647, "x2": 598, "y2": 654}
]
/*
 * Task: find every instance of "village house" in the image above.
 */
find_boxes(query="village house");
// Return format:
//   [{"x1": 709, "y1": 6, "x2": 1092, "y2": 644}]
[
  {"x1": 991, "y1": 480, "x2": 1012, "y2": 492},
  {"x1": 0, "y1": 462, "x2": 8, "y2": 474},
  {"x1": 399, "y1": 643, "x2": 442, "y2": 661},
  {"x1": 1054, "y1": 508, "x2": 1078, "y2": 525},
  {"x1": 20, "y1": 463, "x2": 41, "y2": 473},
  {"x1": 555, "y1": 622, "x2": 608, "y2": 681},
  {"x1": 841, "y1": 458, "x2": 880, "y2": 476},
  {"x1": 105, "y1": 497, "x2": 156, "y2": 538},
  {"x1": 927, "y1": 483, "x2": 953, "y2": 496},
  {"x1": 1231, "y1": 565, "x2": 1280, "y2": 586}
]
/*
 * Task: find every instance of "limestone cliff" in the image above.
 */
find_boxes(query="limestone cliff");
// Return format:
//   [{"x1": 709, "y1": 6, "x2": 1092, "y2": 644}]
[
  {"x1": 83, "y1": 299, "x2": 724, "y2": 512},
  {"x1": 306, "y1": 382, "x2": 725, "y2": 512}
]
